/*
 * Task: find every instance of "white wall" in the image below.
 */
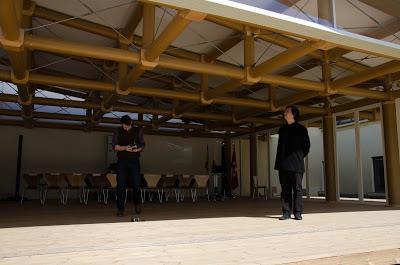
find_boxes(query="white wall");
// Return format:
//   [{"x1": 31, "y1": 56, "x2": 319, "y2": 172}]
[
  {"x1": 107, "y1": 135, "x2": 222, "y2": 175},
  {"x1": 141, "y1": 136, "x2": 222, "y2": 175},
  {"x1": 268, "y1": 127, "x2": 324, "y2": 197},
  {"x1": 336, "y1": 126, "x2": 357, "y2": 194},
  {"x1": 336, "y1": 122, "x2": 384, "y2": 195},
  {"x1": 307, "y1": 127, "x2": 324, "y2": 196},
  {"x1": 360, "y1": 122, "x2": 383, "y2": 194},
  {"x1": 0, "y1": 126, "x2": 108, "y2": 198},
  {"x1": 0, "y1": 126, "x2": 222, "y2": 198},
  {"x1": 265, "y1": 123, "x2": 383, "y2": 198}
]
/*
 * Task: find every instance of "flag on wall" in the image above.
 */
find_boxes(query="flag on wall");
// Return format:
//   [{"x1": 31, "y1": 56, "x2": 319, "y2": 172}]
[{"x1": 231, "y1": 144, "x2": 239, "y2": 190}]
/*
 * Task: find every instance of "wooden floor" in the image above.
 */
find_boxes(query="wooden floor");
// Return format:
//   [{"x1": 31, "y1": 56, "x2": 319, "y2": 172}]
[{"x1": 1, "y1": 198, "x2": 400, "y2": 264}]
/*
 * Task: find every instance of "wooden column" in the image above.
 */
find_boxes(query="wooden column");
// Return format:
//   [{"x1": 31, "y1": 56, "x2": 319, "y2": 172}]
[
  {"x1": 382, "y1": 100, "x2": 400, "y2": 206},
  {"x1": 323, "y1": 114, "x2": 337, "y2": 202},
  {"x1": 249, "y1": 133, "x2": 257, "y2": 197}
]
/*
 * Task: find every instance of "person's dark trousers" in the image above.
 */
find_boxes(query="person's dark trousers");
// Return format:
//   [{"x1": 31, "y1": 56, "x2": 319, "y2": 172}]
[
  {"x1": 279, "y1": 170, "x2": 303, "y2": 216},
  {"x1": 116, "y1": 159, "x2": 141, "y2": 210}
]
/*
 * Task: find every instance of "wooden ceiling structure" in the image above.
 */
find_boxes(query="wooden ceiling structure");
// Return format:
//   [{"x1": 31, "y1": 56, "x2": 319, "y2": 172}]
[{"x1": 0, "y1": 0, "x2": 399, "y2": 138}]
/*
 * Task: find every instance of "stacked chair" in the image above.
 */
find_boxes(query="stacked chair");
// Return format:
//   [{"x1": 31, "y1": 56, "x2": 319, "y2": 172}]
[
  {"x1": 19, "y1": 172, "x2": 213, "y2": 205},
  {"x1": 20, "y1": 173, "x2": 45, "y2": 205},
  {"x1": 141, "y1": 174, "x2": 163, "y2": 203}
]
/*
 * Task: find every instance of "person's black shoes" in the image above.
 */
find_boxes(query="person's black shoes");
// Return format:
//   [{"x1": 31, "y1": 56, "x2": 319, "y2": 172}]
[
  {"x1": 294, "y1": 214, "x2": 303, "y2": 220},
  {"x1": 134, "y1": 204, "x2": 142, "y2": 215},
  {"x1": 116, "y1": 208, "x2": 124, "y2": 217},
  {"x1": 279, "y1": 214, "x2": 290, "y2": 220}
]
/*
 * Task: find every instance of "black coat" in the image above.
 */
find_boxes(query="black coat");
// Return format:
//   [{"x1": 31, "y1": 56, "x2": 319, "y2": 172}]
[{"x1": 274, "y1": 122, "x2": 310, "y2": 173}]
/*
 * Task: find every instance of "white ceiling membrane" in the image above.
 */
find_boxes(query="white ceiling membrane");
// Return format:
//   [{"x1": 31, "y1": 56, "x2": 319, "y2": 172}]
[{"x1": 147, "y1": 0, "x2": 400, "y2": 60}]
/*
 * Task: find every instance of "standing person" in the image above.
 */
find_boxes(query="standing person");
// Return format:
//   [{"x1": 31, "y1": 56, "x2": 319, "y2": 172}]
[
  {"x1": 275, "y1": 106, "x2": 310, "y2": 220},
  {"x1": 112, "y1": 115, "x2": 145, "y2": 217}
]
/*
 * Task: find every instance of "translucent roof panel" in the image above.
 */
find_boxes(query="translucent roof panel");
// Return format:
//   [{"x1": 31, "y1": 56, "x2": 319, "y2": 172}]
[
  {"x1": 35, "y1": 89, "x2": 85, "y2": 101},
  {"x1": 0, "y1": 101, "x2": 21, "y2": 110},
  {"x1": 0, "y1": 115, "x2": 23, "y2": 121},
  {"x1": 34, "y1": 105, "x2": 86, "y2": 115},
  {"x1": 0, "y1": 82, "x2": 18, "y2": 94},
  {"x1": 103, "y1": 112, "x2": 138, "y2": 119},
  {"x1": 231, "y1": 0, "x2": 397, "y2": 44},
  {"x1": 34, "y1": 118, "x2": 85, "y2": 125},
  {"x1": 167, "y1": 118, "x2": 184, "y2": 124}
]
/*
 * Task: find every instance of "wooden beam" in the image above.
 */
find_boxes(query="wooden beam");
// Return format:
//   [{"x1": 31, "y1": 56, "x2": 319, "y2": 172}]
[
  {"x1": 207, "y1": 16, "x2": 373, "y2": 74},
  {"x1": 0, "y1": 118, "x2": 227, "y2": 138},
  {"x1": 39, "y1": 86, "x2": 87, "y2": 99},
  {"x1": 270, "y1": 18, "x2": 399, "y2": 88},
  {"x1": 142, "y1": 3, "x2": 155, "y2": 48},
  {"x1": 317, "y1": 0, "x2": 335, "y2": 27},
  {"x1": 204, "y1": 33, "x2": 242, "y2": 62},
  {"x1": 253, "y1": 40, "x2": 328, "y2": 77},
  {"x1": 204, "y1": 39, "x2": 327, "y2": 100},
  {"x1": 22, "y1": 34, "x2": 326, "y2": 92},
  {"x1": 0, "y1": 93, "x2": 284, "y2": 125},
  {"x1": 332, "y1": 60, "x2": 400, "y2": 91},
  {"x1": 366, "y1": 18, "x2": 400, "y2": 40},
  {"x1": 121, "y1": 3, "x2": 144, "y2": 40},
  {"x1": 276, "y1": 91, "x2": 321, "y2": 108},
  {"x1": 357, "y1": 0, "x2": 400, "y2": 18},
  {"x1": 122, "y1": 9, "x2": 206, "y2": 89},
  {"x1": 148, "y1": 0, "x2": 400, "y2": 60},
  {"x1": 332, "y1": 98, "x2": 379, "y2": 113},
  {"x1": 33, "y1": 5, "x2": 201, "y2": 61},
  {"x1": 0, "y1": 0, "x2": 33, "y2": 122}
]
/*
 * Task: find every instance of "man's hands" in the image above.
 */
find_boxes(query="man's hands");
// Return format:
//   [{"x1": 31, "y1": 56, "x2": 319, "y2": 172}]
[
  {"x1": 125, "y1": 145, "x2": 142, "y2": 153},
  {"x1": 115, "y1": 145, "x2": 142, "y2": 152}
]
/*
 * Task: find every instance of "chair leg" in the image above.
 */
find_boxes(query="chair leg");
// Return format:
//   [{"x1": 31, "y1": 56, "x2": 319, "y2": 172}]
[
  {"x1": 174, "y1": 189, "x2": 179, "y2": 203},
  {"x1": 193, "y1": 189, "x2": 198, "y2": 202},
  {"x1": 41, "y1": 188, "x2": 47, "y2": 206},
  {"x1": 158, "y1": 189, "x2": 163, "y2": 203},
  {"x1": 97, "y1": 189, "x2": 102, "y2": 203},
  {"x1": 124, "y1": 189, "x2": 128, "y2": 205},
  {"x1": 104, "y1": 189, "x2": 109, "y2": 204},
  {"x1": 58, "y1": 189, "x2": 63, "y2": 205},
  {"x1": 206, "y1": 188, "x2": 210, "y2": 202},
  {"x1": 141, "y1": 189, "x2": 145, "y2": 203},
  {"x1": 190, "y1": 189, "x2": 196, "y2": 202},
  {"x1": 64, "y1": 189, "x2": 69, "y2": 205},
  {"x1": 79, "y1": 188, "x2": 83, "y2": 203},
  {"x1": 20, "y1": 188, "x2": 25, "y2": 205},
  {"x1": 84, "y1": 189, "x2": 89, "y2": 205},
  {"x1": 165, "y1": 190, "x2": 170, "y2": 202}
]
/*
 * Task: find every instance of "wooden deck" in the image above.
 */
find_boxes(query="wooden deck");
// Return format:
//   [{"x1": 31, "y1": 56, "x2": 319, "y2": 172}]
[{"x1": 1, "y1": 198, "x2": 399, "y2": 264}]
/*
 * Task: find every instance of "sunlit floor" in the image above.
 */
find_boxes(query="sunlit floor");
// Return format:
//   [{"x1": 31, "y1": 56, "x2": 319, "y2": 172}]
[{"x1": 1, "y1": 198, "x2": 399, "y2": 264}]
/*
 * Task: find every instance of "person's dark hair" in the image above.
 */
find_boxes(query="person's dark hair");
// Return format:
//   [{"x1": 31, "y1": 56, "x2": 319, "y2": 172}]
[
  {"x1": 287, "y1": 105, "x2": 300, "y2": 122},
  {"x1": 120, "y1": 115, "x2": 132, "y2": 125}
]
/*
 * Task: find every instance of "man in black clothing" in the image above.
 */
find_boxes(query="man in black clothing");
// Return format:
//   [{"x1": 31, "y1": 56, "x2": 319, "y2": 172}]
[
  {"x1": 112, "y1": 115, "x2": 145, "y2": 217},
  {"x1": 275, "y1": 106, "x2": 310, "y2": 220}
]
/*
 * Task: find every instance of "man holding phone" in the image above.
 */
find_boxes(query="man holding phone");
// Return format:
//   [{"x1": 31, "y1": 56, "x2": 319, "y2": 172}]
[{"x1": 112, "y1": 115, "x2": 145, "y2": 217}]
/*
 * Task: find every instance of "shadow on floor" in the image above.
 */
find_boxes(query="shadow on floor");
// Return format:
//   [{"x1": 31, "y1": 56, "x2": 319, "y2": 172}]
[{"x1": 0, "y1": 197, "x2": 398, "y2": 228}]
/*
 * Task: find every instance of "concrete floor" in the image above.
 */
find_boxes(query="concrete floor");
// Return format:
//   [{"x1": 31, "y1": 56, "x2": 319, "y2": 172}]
[{"x1": 0, "y1": 198, "x2": 400, "y2": 264}]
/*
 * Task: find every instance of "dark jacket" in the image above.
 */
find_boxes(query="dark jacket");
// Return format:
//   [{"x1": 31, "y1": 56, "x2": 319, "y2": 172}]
[
  {"x1": 112, "y1": 126, "x2": 145, "y2": 161},
  {"x1": 274, "y1": 122, "x2": 310, "y2": 173}
]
